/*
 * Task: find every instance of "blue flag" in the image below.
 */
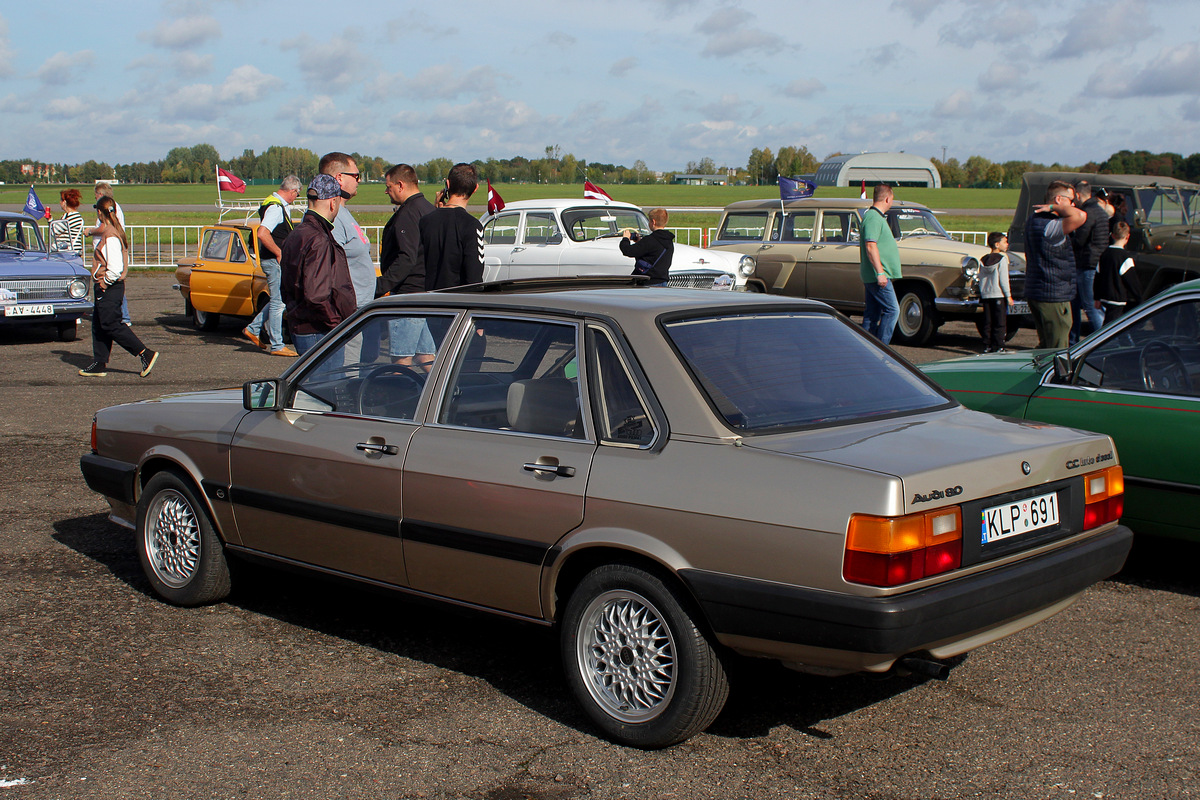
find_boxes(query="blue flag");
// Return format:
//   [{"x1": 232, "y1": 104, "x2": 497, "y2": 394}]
[
  {"x1": 23, "y1": 185, "x2": 47, "y2": 218},
  {"x1": 778, "y1": 176, "x2": 815, "y2": 202}
]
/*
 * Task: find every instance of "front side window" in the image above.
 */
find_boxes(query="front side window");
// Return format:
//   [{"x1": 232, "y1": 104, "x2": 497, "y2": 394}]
[
  {"x1": 439, "y1": 316, "x2": 584, "y2": 438},
  {"x1": 230, "y1": 232, "x2": 248, "y2": 263},
  {"x1": 561, "y1": 207, "x2": 648, "y2": 242},
  {"x1": 665, "y1": 312, "x2": 949, "y2": 432},
  {"x1": 483, "y1": 213, "x2": 519, "y2": 245},
  {"x1": 783, "y1": 211, "x2": 816, "y2": 242},
  {"x1": 1074, "y1": 299, "x2": 1200, "y2": 396},
  {"x1": 289, "y1": 312, "x2": 454, "y2": 420},
  {"x1": 201, "y1": 229, "x2": 232, "y2": 260},
  {"x1": 0, "y1": 219, "x2": 40, "y2": 250}
]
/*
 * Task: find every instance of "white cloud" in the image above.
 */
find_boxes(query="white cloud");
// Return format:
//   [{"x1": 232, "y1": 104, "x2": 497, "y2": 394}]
[
  {"x1": 43, "y1": 96, "x2": 91, "y2": 120},
  {"x1": 36, "y1": 51, "x2": 94, "y2": 86},
  {"x1": 699, "y1": 94, "x2": 752, "y2": 121},
  {"x1": 284, "y1": 95, "x2": 363, "y2": 138},
  {"x1": 609, "y1": 57, "x2": 637, "y2": 77},
  {"x1": 1084, "y1": 42, "x2": 1200, "y2": 98},
  {"x1": 141, "y1": 15, "x2": 221, "y2": 50},
  {"x1": 695, "y1": 7, "x2": 783, "y2": 57},
  {"x1": 1047, "y1": 1, "x2": 1156, "y2": 59},
  {"x1": 977, "y1": 60, "x2": 1028, "y2": 93},
  {"x1": 221, "y1": 65, "x2": 284, "y2": 103},
  {"x1": 282, "y1": 29, "x2": 372, "y2": 91},
  {"x1": 893, "y1": 0, "x2": 947, "y2": 25},
  {"x1": 782, "y1": 79, "x2": 824, "y2": 99},
  {"x1": 545, "y1": 31, "x2": 576, "y2": 48},
  {"x1": 941, "y1": 6, "x2": 1034, "y2": 47},
  {"x1": 400, "y1": 64, "x2": 500, "y2": 101}
]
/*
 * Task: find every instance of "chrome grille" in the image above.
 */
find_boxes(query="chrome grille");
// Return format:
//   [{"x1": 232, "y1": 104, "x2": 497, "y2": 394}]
[
  {"x1": 668, "y1": 272, "x2": 720, "y2": 289},
  {"x1": 0, "y1": 279, "x2": 75, "y2": 301}
]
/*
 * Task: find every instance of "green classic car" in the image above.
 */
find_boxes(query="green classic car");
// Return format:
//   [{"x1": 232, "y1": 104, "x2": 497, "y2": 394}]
[{"x1": 921, "y1": 279, "x2": 1200, "y2": 542}]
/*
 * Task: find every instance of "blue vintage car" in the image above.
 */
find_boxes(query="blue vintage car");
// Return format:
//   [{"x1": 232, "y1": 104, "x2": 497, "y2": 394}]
[{"x1": 0, "y1": 210, "x2": 92, "y2": 341}]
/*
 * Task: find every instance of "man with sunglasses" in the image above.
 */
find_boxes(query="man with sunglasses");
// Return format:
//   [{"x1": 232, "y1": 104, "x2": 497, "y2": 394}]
[
  {"x1": 1024, "y1": 180, "x2": 1087, "y2": 349},
  {"x1": 320, "y1": 152, "x2": 377, "y2": 361}
]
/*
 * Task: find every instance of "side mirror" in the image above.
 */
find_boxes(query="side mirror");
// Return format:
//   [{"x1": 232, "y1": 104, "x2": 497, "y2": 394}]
[
  {"x1": 243, "y1": 379, "x2": 282, "y2": 411},
  {"x1": 1052, "y1": 352, "x2": 1073, "y2": 382}
]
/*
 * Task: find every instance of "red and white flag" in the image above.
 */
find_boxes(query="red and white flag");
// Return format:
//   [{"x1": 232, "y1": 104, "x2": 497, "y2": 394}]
[
  {"x1": 860, "y1": 179, "x2": 867, "y2": 200},
  {"x1": 584, "y1": 180, "x2": 612, "y2": 202},
  {"x1": 217, "y1": 167, "x2": 246, "y2": 194},
  {"x1": 487, "y1": 180, "x2": 505, "y2": 215}
]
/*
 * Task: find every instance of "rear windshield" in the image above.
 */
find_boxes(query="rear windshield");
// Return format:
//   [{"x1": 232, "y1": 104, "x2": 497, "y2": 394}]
[{"x1": 664, "y1": 312, "x2": 950, "y2": 432}]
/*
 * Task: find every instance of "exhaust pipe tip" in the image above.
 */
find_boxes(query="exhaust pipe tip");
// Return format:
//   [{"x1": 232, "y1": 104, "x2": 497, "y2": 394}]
[{"x1": 896, "y1": 654, "x2": 952, "y2": 681}]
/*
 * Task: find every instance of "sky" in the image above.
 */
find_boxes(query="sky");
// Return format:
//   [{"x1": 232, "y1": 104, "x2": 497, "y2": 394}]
[{"x1": 2, "y1": 0, "x2": 1199, "y2": 173}]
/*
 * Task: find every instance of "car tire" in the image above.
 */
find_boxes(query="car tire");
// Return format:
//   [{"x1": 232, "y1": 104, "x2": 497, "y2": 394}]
[
  {"x1": 894, "y1": 284, "x2": 936, "y2": 346},
  {"x1": 192, "y1": 306, "x2": 220, "y2": 331},
  {"x1": 57, "y1": 321, "x2": 77, "y2": 342},
  {"x1": 560, "y1": 564, "x2": 729, "y2": 749},
  {"x1": 136, "y1": 471, "x2": 231, "y2": 606}
]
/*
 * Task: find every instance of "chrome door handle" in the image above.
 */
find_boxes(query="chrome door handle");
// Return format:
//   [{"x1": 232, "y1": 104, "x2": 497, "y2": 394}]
[
  {"x1": 356, "y1": 442, "x2": 399, "y2": 455},
  {"x1": 523, "y1": 460, "x2": 576, "y2": 478},
  {"x1": 512, "y1": 246, "x2": 526, "y2": 253}
]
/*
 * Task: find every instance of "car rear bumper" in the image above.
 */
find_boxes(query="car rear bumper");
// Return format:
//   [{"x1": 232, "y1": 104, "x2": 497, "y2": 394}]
[{"x1": 681, "y1": 524, "x2": 1132, "y2": 661}]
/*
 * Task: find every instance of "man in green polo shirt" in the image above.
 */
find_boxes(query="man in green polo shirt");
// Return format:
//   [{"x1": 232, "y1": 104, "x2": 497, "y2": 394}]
[{"x1": 859, "y1": 184, "x2": 902, "y2": 344}]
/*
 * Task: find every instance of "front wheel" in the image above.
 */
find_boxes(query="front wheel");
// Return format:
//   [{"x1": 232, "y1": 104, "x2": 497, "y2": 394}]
[
  {"x1": 136, "y1": 471, "x2": 231, "y2": 606},
  {"x1": 893, "y1": 284, "x2": 937, "y2": 346},
  {"x1": 57, "y1": 321, "x2": 78, "y2": 342},
  {"x1": 560, "y1": 564, "x2": 729, "y2": 748}
]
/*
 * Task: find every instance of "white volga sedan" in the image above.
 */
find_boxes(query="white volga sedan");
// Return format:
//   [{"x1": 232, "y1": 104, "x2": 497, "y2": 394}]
[{"x1": 480, "y1": 199, "x2": 756, "y2": 290}]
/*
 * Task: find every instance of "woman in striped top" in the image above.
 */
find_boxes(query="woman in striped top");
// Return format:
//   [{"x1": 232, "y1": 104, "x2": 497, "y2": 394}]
[{"x1": 50, "y1": 188, "x2": 84, "y2": 256}]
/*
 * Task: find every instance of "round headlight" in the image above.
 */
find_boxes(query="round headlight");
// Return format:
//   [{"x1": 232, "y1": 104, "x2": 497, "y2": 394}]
[
  {"x1": 68, "y1": 278, "x2": 88, "y2": 299},
  {"x1": 738, "y1": 255, "x2": 756, "y2": 277},
  {"x1": 960, "y1": 256, "x2": 980, "y2": 282}
]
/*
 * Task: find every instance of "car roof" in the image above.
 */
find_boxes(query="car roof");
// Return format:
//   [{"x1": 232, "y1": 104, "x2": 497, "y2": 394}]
[
  {"x1": 487, "y1": 199, "x2": 643, "y2": 213},
  {"x1": 1020, "y1": 172, "x2": 1200, "y2": 191},
  {"x1": 0, "y1": 211, "x2": 40, "y2": 223},
  {"x1": 371, "y1": 281, "x2": 826, "y2": 319},
  {"x1": 721, "y1": 198, "x2": 933, "y2": 212}
]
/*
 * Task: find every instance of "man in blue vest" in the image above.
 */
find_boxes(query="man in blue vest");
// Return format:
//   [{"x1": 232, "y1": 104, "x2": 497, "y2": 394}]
[
  {"x1": 243, "y1": 175, "x2": 300, "y2": 356},
  {"x1": 1024, "y1": 180, "x2": 1087, "y2": 349}
]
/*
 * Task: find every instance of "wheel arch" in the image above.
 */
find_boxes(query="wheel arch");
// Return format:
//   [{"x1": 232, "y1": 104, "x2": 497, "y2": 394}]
[
  {"x1": 544, "y1": 534, "x2": 703, "y2": 627},
  {"x1": 135, "y1": 452, "x2": 227, "y2": 543}
]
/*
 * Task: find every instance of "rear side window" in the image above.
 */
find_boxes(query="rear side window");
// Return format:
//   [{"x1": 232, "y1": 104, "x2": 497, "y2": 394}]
[
  {"x1": 717, "y1": 212, "x2": 771, "y2": 242},
  {"x1": 589, "y1": 327, "x2": 656, "y2": 446},
  {"x1": 665, "y1": 312, "x2": 948, "y2": 432}
]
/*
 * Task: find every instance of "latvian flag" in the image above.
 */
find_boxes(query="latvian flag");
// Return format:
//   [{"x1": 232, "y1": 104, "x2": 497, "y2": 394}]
[
  {"x1": 217, "y1": 167, "x2": 247, "y2": 193},
  {"x1": 584, "y1": 180, "x2": 612, "y2": 202},
  {"x1": 487, "y1": 180, "x2": 505, "y2": 214}
]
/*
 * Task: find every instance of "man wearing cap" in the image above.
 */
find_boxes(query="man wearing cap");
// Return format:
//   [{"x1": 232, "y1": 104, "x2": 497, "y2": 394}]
[{"x1": 279, "y1": 175, "x2": 356, "y2": 356}]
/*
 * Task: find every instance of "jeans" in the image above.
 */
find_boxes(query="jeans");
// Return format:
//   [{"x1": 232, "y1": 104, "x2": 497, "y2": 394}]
[
  {"x1": 862, "y1": 281, "x2": 900, "y2": 344},
  {"x1": 1070, "y1": 269, "x2": 1104, "y2": 343},
  {"x1": 291, "y1": 331, "x2": 326, "y2": 356},
  {"x1": 245, "y1": 258, "x2": 284, "y2": 350},
  {"x1": 120, "y1": 294, "x2": 131, "y2": 326}
]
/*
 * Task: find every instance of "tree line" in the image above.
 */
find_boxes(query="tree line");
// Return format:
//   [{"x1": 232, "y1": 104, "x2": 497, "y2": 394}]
[{"x1": 3, "y1": 144, "x2": 1199, "y2": 188}]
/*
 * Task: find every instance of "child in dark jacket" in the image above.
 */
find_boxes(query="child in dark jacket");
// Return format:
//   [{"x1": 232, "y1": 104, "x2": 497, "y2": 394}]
[{"x1": 1094, "y1": 221, "x2": 1142, "y2": 326}]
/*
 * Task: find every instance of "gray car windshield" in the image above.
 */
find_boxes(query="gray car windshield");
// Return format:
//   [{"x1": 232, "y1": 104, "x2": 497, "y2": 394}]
[
  {"x1": 665, "y1": 312, "x2": 949, "y2": 431},
  {"x1": 562, "y1": 207, "x2": 650, "y2": 242},
  {"x1": 886, "y1": 207, "x2": 951, "y2": 238}
]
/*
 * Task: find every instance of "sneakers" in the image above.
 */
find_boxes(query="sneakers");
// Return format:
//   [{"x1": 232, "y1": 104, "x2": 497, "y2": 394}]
[
  {"x1": 269, "y1": 346, "x2": 298, "y2": 357},
  {"x1": 139, "y1": 349, "x2": 159, "y2": 377},
  {"x1": 78, "y1": 361, "x2": 107, "y2": 377},
  {"x1": 242, "y1": 327, "x2": 265, "y2": 349}
]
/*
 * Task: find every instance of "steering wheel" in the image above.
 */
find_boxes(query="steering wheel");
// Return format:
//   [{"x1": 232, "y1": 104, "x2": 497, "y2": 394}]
[
  {"x1": 1, "y1": 237, "x2": 25, "y2": 249},
  {"x1": 356, "y1": 364, "x2": 426, "y2": 419},
  {"x1": 1139, "y1": 340, "x2": 1190, "y2": 393},
  {"x1": 904, "y1": 227, "x2": 933, "y2": 236}
]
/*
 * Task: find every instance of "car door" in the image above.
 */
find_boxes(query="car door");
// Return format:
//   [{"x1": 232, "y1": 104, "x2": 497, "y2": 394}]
[
  {"x1": 806, "y1": 210, "x2": 864, "y2": 310},
  {"x1": 1024, "y1": 296, "x2": 1200, "y2": 537},
  {"x1": 401, "y1": 313, "x2": 596, "y2": 617},
  {"x1": 507, "y1": 212, "x2": 564, "y2": 279},
  {"x1": 481, "y1": 212, "x2": 521, "y2": 281},
  {"x1": 227, "y1": 310, "x2": 458, "y2": 586}
]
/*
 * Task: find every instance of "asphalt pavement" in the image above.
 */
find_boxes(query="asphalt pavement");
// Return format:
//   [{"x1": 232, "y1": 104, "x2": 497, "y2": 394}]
[{"x1": 1, "y1": 273, "x2": 1197, "y2": 799}]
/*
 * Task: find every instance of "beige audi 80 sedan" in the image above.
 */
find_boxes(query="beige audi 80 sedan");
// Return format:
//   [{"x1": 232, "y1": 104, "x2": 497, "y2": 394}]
[{"x1": 81, "y1": 278, "x2": 1132, "y2": 748}]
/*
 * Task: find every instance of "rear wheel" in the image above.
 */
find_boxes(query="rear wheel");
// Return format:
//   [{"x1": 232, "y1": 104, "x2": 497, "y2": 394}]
[
  {"x1": 136, "y1": 471, "x2": 231, "y2": 606},
  {"x1": 561, "y1": 564, "x2": 729, "y2": 748},
  {"x1": 192, "y1": 305, "x2": 220, "y2": 331},
  {"x1": 893, "y1": 284, "x2": 936, "y2": 346}
]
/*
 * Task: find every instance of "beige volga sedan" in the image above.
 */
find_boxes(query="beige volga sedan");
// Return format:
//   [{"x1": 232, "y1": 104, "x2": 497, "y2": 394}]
[{"x1": 81, "y1": 278, "x2": 1132, "y2": 748}]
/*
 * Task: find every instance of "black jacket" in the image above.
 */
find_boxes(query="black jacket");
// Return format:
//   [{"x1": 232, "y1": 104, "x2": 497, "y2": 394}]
[
  {"x1": 1071, "y1": 198, "x2": 1109, "y2": 271},
  {"x1": 420, "y1": 207, "x2": 484, "y2": 290},
  {"x1": 377, "y1": 192, "x2": 434, "y2": 297},
  {"x1": 619, "y1": 228, "x2": 674, "y2": 283}
]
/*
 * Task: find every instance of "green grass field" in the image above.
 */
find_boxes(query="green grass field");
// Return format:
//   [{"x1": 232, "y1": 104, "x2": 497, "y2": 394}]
[{"x1": 4, "y1": 182, "x2": 1016, "y2": 234}]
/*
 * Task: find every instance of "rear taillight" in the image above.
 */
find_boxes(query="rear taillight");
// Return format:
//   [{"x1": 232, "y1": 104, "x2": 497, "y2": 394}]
[
  {"x1": 1083, "y1": 465, "x2": 1124, "y2": 529},
  {"x1": 90, "y1": 417, "x2": 97, "y2": 453},
  {"x1": 844, "y1": 507, "x2": 963, "y2": 587}
]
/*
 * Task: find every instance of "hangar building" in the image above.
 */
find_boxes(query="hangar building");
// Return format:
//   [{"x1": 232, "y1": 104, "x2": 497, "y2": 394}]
[{"x1": 810, "y1": 152, "x2": 942, "y2": 188}]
